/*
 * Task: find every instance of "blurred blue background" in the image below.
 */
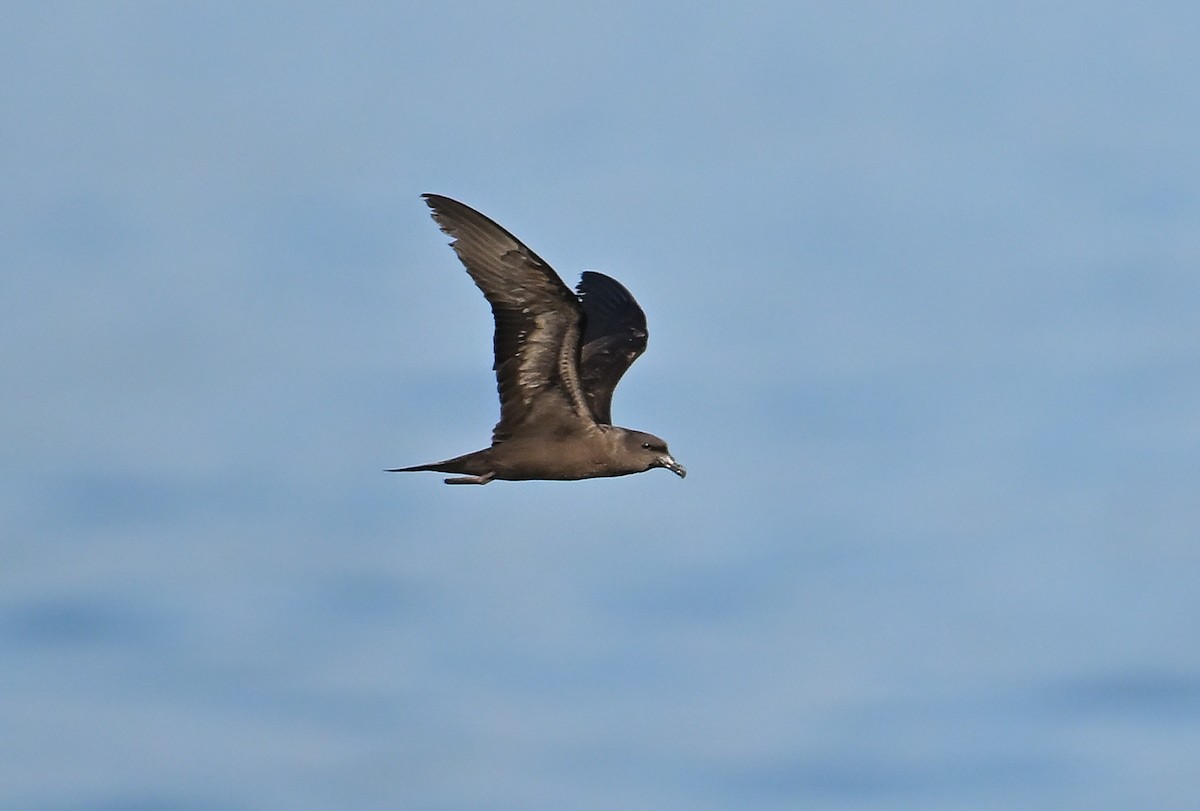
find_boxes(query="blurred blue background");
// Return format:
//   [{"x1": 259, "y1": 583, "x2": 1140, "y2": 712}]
[{"x1": 3, "y1": 3, "x2": 1199, "y2": 809}]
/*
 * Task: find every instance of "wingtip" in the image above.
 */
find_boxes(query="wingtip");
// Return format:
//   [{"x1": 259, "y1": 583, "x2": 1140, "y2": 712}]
[
  {"x1": 422, "y1": 194, "x2": 473, "y2": 226},
  {"x1": 422, "y1": 192, "x2": 457, "y2": 209}
]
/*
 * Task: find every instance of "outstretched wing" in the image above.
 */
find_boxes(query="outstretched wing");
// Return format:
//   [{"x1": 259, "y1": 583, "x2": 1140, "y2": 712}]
[
  {"x1": 422, "y1": 194, "x2": 594, "y2": 442},
  {"x1": 575, "y1": 271, "x2": 648, "y2": 425}
]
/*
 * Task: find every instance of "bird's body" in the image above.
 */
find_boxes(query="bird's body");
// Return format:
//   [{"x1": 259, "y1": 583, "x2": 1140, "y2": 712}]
[
  {"x1": 391, "y1": 194, "x2": 684, "y2": 485},
  {"x1": 397, "y1": 425, "x2": 675, "y2": 485}
]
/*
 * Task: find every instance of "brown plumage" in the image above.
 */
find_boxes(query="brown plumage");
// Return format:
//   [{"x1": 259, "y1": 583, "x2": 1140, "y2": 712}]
[{"x1": 390, "y1": 194, "x2": 685, "y2": 485}]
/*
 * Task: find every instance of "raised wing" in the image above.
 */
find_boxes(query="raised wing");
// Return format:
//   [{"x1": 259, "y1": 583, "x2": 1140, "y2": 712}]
[
  {"x1": 576, "y1": 271, "x2": 648, "y2": 424},
  {"x1": 422, "y1": 195, "x2": 594, "y2": 441}
]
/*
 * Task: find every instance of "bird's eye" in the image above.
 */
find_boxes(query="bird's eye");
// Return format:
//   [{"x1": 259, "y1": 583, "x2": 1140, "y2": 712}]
[{"x1": 641, "y1": 442, "x2": 652, "y2": 450}]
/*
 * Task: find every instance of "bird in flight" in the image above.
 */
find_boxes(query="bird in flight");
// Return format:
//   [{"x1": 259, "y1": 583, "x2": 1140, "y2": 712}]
[{"x1": 390, "y1": 194, "x2": 685, "y2": 485}]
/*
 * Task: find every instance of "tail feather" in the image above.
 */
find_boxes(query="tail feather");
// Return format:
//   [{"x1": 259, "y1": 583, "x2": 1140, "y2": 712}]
[
  {"x1": 387, "y1": 449, "x2": 489, "y2": 476},
  {"x1": 386, "y1": 462, "x2": 442, "y2": 473},
  {"x1": 386, "y1": 460, "x2": 463, "y2": 474}
]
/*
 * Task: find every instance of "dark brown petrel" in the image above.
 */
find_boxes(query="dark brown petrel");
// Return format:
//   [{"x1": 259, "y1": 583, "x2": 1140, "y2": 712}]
[{"x1": 390, "y1": 194, "x2": 685, "y2": 485}]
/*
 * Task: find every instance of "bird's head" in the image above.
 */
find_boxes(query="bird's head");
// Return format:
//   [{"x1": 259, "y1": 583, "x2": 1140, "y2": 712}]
[{"x1": 619, "y1": 429, "x2": 686, "y2": 478}]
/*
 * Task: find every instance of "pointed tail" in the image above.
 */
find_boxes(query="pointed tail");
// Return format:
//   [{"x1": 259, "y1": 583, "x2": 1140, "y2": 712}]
[
  {"x1": 386, "y1": 462, "x2": 444, "y2": 473},
  {"x1": 386, "y1": 449, "x2": 489, "y2": 476}
]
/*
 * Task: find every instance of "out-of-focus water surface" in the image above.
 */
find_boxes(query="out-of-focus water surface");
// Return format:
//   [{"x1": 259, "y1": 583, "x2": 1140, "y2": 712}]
[{"x1": 4, "y1": 4, "x2": 1199, "y2": 809}]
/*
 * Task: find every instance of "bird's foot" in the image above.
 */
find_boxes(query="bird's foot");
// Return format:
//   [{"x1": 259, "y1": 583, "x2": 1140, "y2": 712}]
[{"x1": 444, "y1": 472, "x2": 495, "y2": 485}]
